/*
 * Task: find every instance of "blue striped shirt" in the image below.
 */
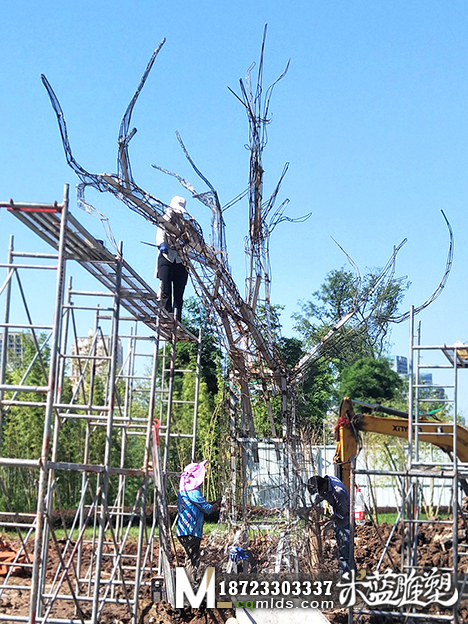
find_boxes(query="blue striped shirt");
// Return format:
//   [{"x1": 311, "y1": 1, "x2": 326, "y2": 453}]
[{"x1": 177, "y1": 488, "x2": 213, "y2": 538}]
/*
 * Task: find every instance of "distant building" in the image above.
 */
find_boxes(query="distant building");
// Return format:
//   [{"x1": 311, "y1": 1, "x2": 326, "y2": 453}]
[
  {"x1": 0, "y1": 332, "x2": 31, "y2": 369},
  {"x1": 419, "y1": 371, "x2": 445, "y2": 400},
  {"x1": 70, "y1": 331, "x2": 123, "y2": 387},
  {"x1": 392, "y1": 355, "x2": 408, "y2": 376},
  {"x1": 420, "y1": 372, "x2": 433, "y2": 386}
]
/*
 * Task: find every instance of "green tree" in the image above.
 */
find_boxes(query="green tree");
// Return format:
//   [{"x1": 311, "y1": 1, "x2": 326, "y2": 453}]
[
  {"x1": 294, "y1": 359, "x2": 337, "y2": 430},
  {"x1": 1, "y1": 333, "x2": 51, "y2": 511},
  {"x1": 340, "y1": 357, "x2": 403, "y2": 403},
  {"x1": 278, "y1": 336, "x2": 336, "y2": 434},
  {"x1": 181, "y1": 297, "x2": 222, "y2": 398},
  {"x1": 293, "y1": 268, "x2": 408, "y2": 368},
  {"x1": 290, "y1": 268, "x2": 409, "y2": 431},
  {"x1": 277, "y1": 336, "x2": 303, "y2": 368}
]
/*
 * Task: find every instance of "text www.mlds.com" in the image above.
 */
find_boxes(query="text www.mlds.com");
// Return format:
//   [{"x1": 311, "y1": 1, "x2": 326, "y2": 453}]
[{"x1": 235, "y1": 598, "x2": 334, "y2": 610}]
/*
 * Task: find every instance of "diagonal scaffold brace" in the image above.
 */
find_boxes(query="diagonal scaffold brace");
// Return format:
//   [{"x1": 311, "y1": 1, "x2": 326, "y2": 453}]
[{"x1": 151, "y1": 420, "x2": 176, "y2": 605}]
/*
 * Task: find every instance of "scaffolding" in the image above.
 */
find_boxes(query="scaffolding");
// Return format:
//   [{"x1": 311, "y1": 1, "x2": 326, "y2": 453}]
[
  {"x1": 0, "y1": 186, "x2": 202, "y2": 624},
  {"x1": 351, "y1": 306, "x2": 468, "y2": 623}
]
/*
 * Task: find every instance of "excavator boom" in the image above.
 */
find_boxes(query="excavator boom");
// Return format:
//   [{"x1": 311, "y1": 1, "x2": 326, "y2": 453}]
[{"x1": 334, "y1": 397, "x2": 468, "y2": 491}]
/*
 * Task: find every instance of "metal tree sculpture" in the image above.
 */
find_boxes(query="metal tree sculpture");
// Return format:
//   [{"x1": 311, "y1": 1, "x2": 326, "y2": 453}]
[
  {"x1": 41, "y1": 31, "x2": 302, "y2": 444},
  {"x1": 42, "y1": 28, "x2": 454, "y2": 485}
]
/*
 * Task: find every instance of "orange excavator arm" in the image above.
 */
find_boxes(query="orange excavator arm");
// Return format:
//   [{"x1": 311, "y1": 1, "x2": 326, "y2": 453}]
[
  {"x1": 334, "y1": 397, "x2": 468, "y2": 491},
  {"x1": 333, "y1": 398, "x2": 358, "y2": 492}
]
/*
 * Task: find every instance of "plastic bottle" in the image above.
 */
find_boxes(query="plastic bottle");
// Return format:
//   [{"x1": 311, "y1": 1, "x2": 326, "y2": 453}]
[{"x1": 355, "y1": 485, "x2": 366, "y2": 524}]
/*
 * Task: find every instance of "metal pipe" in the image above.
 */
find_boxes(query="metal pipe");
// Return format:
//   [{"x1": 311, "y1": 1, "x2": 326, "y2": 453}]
[
  {"x1": 348, "y1": 455, "x2": 356, "y2": 624},
  {"x1": 116, "y1": 325, "x2": 135, "y2": 541},
  {"x1": 405, "y1": 306, "x2": 415, "y2": 574},
  {"x1": 354, "y1": 468, "x2": 457, "y2": 478},
  {"x1": 11, "y1": 251, "x2": 58, "y2": 258},
  {"x1": 162, "y1": 314, "x2": 178, "y2": 473},
  {"x1": 0, "y1": 458, "x2": 38, "y2": 468},
  {"x1": 0, "y1": 263, "x2": 57, "y2": 270},
  {"x1": 408, "y1": 305, "x2": 415, "y2": 467},
  {"x1": 0, "y1": 399, "x2": 46, "y2": 407},
  {"x1": 0, "y1": 200, "x2": 62, "y2": 210},
  {"x1": 0, "y1": 236, "x2": 13, "y2": 449},
  {"x1": 452, "y1": 347, "x2": 459, "y2": 622},
  {"x1": 138, "y1": 332, "x2": 161, "y2": 571},
  {"x1": 91, "y1": 241, "x2": 123, "y2": 623},
  {"x1": 67, "y1": 290, "x2": 114, "y2": 297},
  {"x1": 29, "y1": 184, "x2": 69, "y2": 623},
  {"x1": 229, "y1": 373, "x2": 238, "y2": 524},
  {"x1": 0, "y1": 323, "x2": 53, "y2": 330},
  {"x1": 0, "y1": 268, "x2": 14, "y2": 297},
  {"x1": 135, "y1": 337, "x2": 160, "y2": 622},
  {"x1": 409, "y1": 321, "x2": 422, "y2": 568},
  {"x1": 0, "y1": 384, "x2": 49, "y2": 392}
]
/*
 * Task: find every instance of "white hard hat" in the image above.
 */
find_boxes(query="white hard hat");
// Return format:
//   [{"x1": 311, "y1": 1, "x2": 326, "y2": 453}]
[{"x1": 169, "y1": 196, "x2": 186, "y2": 213}]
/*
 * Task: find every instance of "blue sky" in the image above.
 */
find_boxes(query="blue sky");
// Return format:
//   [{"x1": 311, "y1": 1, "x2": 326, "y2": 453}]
[{"x1": 1, "y1": 1, "x2": 468, "y2": 413}]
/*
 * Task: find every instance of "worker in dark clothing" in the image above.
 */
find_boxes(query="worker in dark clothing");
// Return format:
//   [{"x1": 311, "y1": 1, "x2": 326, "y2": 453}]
[
  {"x1": 155, "y1": 196, "x2": 189, "y2": 321},
  {"x1": 308, "y1": 474, "x2": 355, "y2": 575},
  {"x1": 177, "y1": 460, "x2": 220, "y2": 584}
]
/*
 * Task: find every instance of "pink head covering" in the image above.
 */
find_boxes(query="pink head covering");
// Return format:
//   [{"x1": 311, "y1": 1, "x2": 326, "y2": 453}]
[{"x1": 179, "y1": 459, "x2": 208, "y2": 491}]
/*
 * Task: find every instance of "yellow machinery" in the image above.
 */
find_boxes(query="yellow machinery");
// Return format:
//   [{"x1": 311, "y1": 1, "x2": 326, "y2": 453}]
[{"x1": 334, "y1": 397, "x2": 468, "y2": 492}]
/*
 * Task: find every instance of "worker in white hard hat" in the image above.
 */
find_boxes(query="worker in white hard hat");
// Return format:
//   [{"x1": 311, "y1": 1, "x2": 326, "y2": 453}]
[{"x1": 155, "y1": 196, "x2": 189, "y2": 320}]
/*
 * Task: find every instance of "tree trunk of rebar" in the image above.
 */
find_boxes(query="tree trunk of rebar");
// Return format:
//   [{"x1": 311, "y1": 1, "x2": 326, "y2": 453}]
[{"x1": 307, "y1": 507, "x2": 323, "y2": 569}]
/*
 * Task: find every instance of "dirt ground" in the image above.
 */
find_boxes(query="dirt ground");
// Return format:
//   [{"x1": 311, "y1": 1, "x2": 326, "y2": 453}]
[{"x1": 1, "y1": 519, "x2": 467, "y2": 623}]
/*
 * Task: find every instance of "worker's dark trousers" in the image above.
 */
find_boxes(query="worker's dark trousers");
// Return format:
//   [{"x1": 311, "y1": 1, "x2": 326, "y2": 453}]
[
  {"x1": 335, "y1": 525, "x2": 355, "y2": 575},
  {"x1": 157, "y1": 255, "x2": 188, "y2": 321},
  {"x1": 178, "y1": 535, "x2": 201, "y2": 584}
]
